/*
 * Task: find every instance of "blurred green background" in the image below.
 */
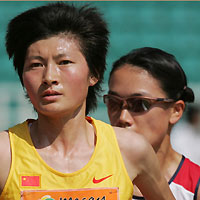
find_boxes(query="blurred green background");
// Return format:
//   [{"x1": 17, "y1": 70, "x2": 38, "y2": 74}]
[{"x1": 0, "y1": 1, "x2": 200, "y2": 130}]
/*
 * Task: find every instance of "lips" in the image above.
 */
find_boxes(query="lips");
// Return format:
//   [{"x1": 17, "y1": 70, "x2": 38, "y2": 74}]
[
  {"x1": 42, "y1": 90, "x2": 61, "y2": 97},
  {"x1": 41, "y1": 90, "x2": 62, "y2": 101}
]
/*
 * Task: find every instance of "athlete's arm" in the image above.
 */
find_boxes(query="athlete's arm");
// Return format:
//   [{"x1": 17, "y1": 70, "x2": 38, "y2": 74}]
[
  {"x1": 0, "y1": 130, "x2": 11, "y2": 194},
  {"x1": 114, "y1": 127, "x2": 175, "y2": 200}
]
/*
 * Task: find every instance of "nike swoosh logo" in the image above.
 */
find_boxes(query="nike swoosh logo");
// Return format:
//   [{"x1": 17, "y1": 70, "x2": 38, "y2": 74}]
[{"x1": 93, "y1": 175, "x2": 112, "y2": 184}]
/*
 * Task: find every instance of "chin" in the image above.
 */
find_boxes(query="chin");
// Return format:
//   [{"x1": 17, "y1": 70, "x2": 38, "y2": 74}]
[{"x1": 37, "y1": 105, "x2": 63, "y2": 116}]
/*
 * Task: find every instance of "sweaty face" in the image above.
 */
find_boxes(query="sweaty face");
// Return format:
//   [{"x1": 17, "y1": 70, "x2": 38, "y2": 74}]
[
  {"x1": 108, "y1": 65, "x2": 173, "y2": 151},
  {"x1": 23, "y1": 35, "x2": 93, "y2": 117}
]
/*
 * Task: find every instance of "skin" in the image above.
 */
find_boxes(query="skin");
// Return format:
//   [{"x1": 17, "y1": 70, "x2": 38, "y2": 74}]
[
  {"x1": 108, "y1": 64, "x2": 200, "y2": 199},
  {"x1": 0, "y1": 36, "x2": 175, "y2": 200}
]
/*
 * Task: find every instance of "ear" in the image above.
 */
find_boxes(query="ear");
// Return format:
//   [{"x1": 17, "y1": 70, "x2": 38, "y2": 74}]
[
  {"x1": 169, "y1": 100, "x2": 185, "y2": 124},
  {"x1": 89, "y1": 76, "x2": 98, "y2": 86}
]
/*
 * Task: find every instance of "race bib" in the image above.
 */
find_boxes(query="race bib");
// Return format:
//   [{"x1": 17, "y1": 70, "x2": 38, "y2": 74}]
[{"x1": 21, "y1": 187, "x2": 119, "y2": 200}]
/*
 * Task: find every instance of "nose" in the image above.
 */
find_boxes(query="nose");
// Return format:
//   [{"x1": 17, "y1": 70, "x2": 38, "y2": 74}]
[
  {"x1": 42, "y1": 63, "x2": 59, "y2": 86},
  {"x1": 116, "y1": 109, "x2": 134, "y2": 128}
]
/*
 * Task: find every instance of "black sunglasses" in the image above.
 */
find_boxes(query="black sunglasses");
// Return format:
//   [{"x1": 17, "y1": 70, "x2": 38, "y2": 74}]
[{"x1": 103, "y1": 94, "x2": 175, "y2": 113}]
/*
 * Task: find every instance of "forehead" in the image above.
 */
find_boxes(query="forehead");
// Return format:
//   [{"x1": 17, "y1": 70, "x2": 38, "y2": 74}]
[
  {"x1": 26, "y1": 35, "x2": 82, "y2": 57},
  {"x1": 109, "y1": 64, "x2": 166, "y2": 98}
]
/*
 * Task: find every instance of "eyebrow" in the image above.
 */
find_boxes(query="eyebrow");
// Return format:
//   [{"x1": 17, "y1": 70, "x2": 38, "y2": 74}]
[
  {"x1": 108, "y1": 90, "x2": 143, "y2": 97},
  {"x1": 26, "y1": 56, "x2": 44, "y2": 61},
  {"x1": 26, "y1": 54, "x2": 70, "y2": 61},
  {"x1": 53, "y1": 54, "x2": 69, "y2": 60}
]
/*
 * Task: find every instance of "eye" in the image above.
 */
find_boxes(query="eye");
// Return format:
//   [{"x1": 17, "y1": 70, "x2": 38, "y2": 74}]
[
  {"x1": 30, "y1": 62, "x2": 43, "y2": 68},
  {"x1": 107, "y1": 97, "x2": 122, "y2": 113},
  {"x1": 128, "y1": 99, "x2": 151, "y2": 112},
  {"x1": 141, "y1": 99, "x2": 151, "y2": 111},
  {"x1": 59, "y1": 60, "x2": 73, "y2": 65}
]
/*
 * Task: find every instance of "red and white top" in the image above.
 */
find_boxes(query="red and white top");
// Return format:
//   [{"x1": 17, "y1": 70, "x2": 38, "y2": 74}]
[
  {"x1": 133, "y1": 156, "x2": 200, "y2": 200},
  {"x1": 170, "y1": 156, "x2": 200, "y2": 200}
]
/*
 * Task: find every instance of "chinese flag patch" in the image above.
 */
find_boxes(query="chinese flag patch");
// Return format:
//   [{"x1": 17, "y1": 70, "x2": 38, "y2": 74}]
[{"x1": 21, "y1": 175, "x2": 40, "y2": 187}]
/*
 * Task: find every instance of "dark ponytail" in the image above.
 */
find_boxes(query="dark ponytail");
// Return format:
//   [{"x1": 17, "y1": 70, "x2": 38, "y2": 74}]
[{"x1": 179, "y1": 86, "x2": 195, "y2": 103}]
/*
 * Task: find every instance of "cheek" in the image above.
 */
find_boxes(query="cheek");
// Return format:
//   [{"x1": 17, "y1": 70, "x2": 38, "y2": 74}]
[
  {"x1": 108, "y1": 111, "x2": 120, "y2": 126},
  {"x1": 66, "y1": 66, "x2": 89, "y2": 83},
  {"x1": 62, "y1": 68, "x2": 90, "y2": 96},
  {"x1": 108, "y1": 112, "x2": 116, "y2": 125},
  {"x1": 23, "y1": 72, "x2": 32, "y2": 92},
  {"x1": 136, "y1": 111, "x2": 168, "y2": 143},
  {"x1": 23, "y1": 72, "x2": 40, "y2": 99},
  {"x1": 150, "y1": 115, "x2": 169, "y2": 145}
]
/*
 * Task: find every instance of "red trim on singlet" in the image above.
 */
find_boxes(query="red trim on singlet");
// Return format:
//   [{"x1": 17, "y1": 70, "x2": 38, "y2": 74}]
[
  {"x1": 86, "y1": 116, "x2": 93, "y2": 123},
  {"x1": 172, "y1": 157, "x2": 200, "y2": 193},
  {"x1": 133, "y1": 156, "x2": 200, "y2": 200}
]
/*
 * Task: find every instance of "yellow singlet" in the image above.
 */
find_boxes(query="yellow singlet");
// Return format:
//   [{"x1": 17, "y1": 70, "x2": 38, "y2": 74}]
[{"x1": 0, "y1": 117, "x2": 133, "y2": 200}]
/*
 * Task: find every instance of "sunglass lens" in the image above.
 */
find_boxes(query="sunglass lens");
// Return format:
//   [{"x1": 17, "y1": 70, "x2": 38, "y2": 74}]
[
  {"x1": 106, "y1": 96, "x2": 122, "y2": 113},
  {"x1": 128, "y1": 99, "x2": 152, "y2": 112}
]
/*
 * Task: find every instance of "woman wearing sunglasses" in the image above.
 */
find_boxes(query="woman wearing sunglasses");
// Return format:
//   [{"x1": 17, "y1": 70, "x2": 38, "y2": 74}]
[{"x1": 104, "y1": 47, "x2": 200, "y2": 200}]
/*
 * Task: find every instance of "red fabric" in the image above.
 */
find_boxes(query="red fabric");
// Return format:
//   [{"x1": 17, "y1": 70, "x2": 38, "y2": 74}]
[
  {"x1": 21, "y1": 175, "x2": 40, "y2": 187},
  {"x1": 173, "y1": 158, "x2": 200, "y2": 193}
]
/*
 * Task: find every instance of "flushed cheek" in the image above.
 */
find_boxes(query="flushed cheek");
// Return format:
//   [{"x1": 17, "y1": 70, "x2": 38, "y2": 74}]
[
  {"x1": 141, "y1": 118, "x2": 167, "y2": 149},
  {"x1": 23, "y1": 72, "x2": 41, "y2": 103},
  {"x1": 62, "y1": 68, "x2": 89, "y2": 93},
  {"x1": 68, "y1": 77, "x2": 89, "y2": 99},
  {"x1": 109, "y1": 112, "x2": 120, "y2": 126}
]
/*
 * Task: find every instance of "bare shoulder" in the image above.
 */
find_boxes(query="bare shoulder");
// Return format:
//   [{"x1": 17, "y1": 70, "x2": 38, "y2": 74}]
[
  {"x1": 113, "y1": 127, "x2": 176, "y2": 200},
  {"x1": 0, "y1": 130, "x2": 11, "y2": 193},
  {"x1": 0, "y1": 130, "x2": 10, "y2": 157},
  {"x1": 113, "y1": 126, "x2": 153, "y2": 179},
  {"x1": 113, "y1": 126, "x2": 150, "y2": 158}
]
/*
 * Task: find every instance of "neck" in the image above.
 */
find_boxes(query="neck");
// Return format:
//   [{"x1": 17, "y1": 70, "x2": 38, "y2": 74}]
[
  {"x1": 30, "y1": 109, "x2": 95, "y2": 154},
  {"x1": 157, "y1": 134, "x2": 182, "y2": 182}
]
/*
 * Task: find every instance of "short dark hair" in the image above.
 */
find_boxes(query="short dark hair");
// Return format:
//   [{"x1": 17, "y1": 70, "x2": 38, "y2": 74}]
[
  {"x1": 6, "y1": 2, "x2": 109, "y2": 115},
  {"x1": 109, "y1": 47, "x2": 194, "y2": 103}
]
